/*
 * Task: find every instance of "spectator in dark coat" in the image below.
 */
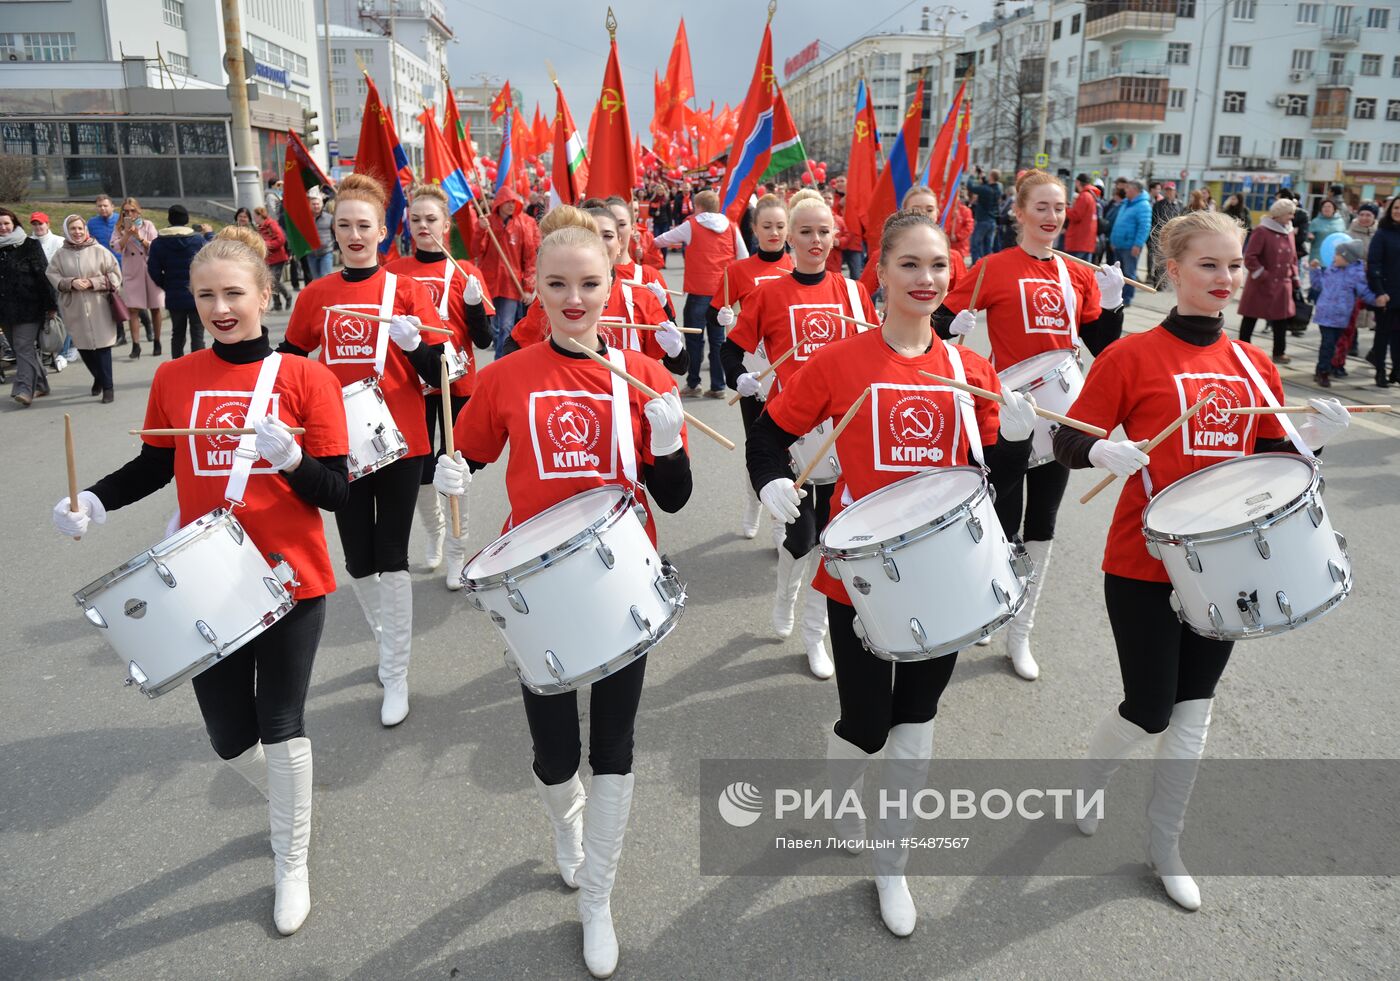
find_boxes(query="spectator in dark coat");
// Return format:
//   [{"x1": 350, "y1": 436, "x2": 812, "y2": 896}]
[
  {"x1": 1365, "y1": 196, "x2": 1400, "y2": 386},
  {"x1": 0, "y1": 207, "x2": 58, "y2": 404},
  {"x1": 966, "y1": 167, "x2": 1003, "y2": 261},
  {"x1": 1238, "y1": 198, "x2": 1301, "y2": 364},
  {"x1": 146, "y1": 204, "x2": 206, "y2": 358}
]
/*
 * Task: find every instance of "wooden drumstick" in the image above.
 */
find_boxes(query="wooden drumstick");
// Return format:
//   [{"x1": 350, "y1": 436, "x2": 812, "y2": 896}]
[
  {"x1": 723, "y1": 269, "x2": 731, "y2": 310},
  {"x1": 1050, "y1": 248, "x2": 1158, "y2": 294},
  {"x1": 726, "y1": 344, "x2": 799, "y2": 406},
  {"x1": 600, "y1": 321, "x2": 702, "y2": 334},
  {"x1": 65, "y1": 413, "x2": 81, "y2": 540},
  {"x1": 916, "y1": 370, "x2": 1109, "y2": 438},
  {"x1": 440, "y1": 354, "x2": 462, "y2": 539},
  {"x1": 831, "y1": 311, "x2": 882, "y2": 331},
  {"x1": 130, "y1": 427, "x2": 308, "y2": 436},
  {"x1": 1223, "y1": 404, "x2": 1393, "y2": 415},
  {"x1": 1079, "y1": 397, "x2": 1210, "y2": 505},
  {"x1": 793, "y1": 387, "x2": 870, "y2": 487},
  {"x1": 956, "y1": 261, "x2": 990, "y2": 347},
  {"x1": 623, "y1": 280, "x2": 686, "y2": 298},
  {"x1": 323, "y1": 306, "x2": 455, "y2": 335},
  {"x1": 426, "y1": 232, "x2": 474, "y2": 286},
  {"x1": 563, "y1": 336, "x2": 737, "y2": 450}
]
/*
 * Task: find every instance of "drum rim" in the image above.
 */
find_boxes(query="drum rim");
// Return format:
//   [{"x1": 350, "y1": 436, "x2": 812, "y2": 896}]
[
  {"x1": 347, "y1": 437, "x2": 409, "y2": 480},
  {"x1": 1142, "y1": 453, "x2": 1321, "y2": 547},
  {"x1": 341, "y1": 375, "x2": 385, "y2": 397},
  {"x1": 74, "y1": 508, "x2": 239, "y2": 604},
  {"x1": 820, "y1": 466, "x2": 989, "y2": 561},
  {"x1": 463, "y1": 485, "x2": 634, "y2": 589},
  {"x1": 1174, "y1": 575, "x2": 1350, "y2": 641},
  {"x1": 857, "y1": 584, "x2": 1027, "y2": 661},
  {"x1": 997, "y1": 346, "x2": 1082, "y2": 392}
]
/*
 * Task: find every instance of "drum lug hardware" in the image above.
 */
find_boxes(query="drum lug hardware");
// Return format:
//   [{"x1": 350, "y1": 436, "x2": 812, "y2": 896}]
[
  {"x1": 127, "y1": 660, "x2": 147, "y2": 687},
  {"x1": 1236, "y1": 591, "x2": 1261, "y2": 629},
  {"x1": 226, "y1": 520, "x2": 245, "y2": 545},
  {"x1": 153, "y1": 560, "x2": 176, "y2": 588},
  {"x1": 82, "y1": 605, "x2": 108, "y2": 628},
  {"x1": 1206, "y1": 604, "x2": 1225, "y2": 633},
  {"x1": 1058, "y1": 372, "x2": 1072, "y2": 393},
  {"x1": 991, "y1": 579, "x2": 1011, "y2": 609},
  {"x1": 370, "y1": 424, "x2": 389, "y2": 455},
  {"x1": 489, "y1": 611, "x2": 507, "y2": 628},
  {"x1": 507, "y1": 587, "x2": 528, "y2": 615},
  {"x1": 824, "y1": 559, "x2": 840, "y2": 579},
  {"x1": 195, "y1": 620, "x2": 218, "y2": 646},
  {"x1": 1252, "y1": 528, "x2": 1271, "y2": 560},
  {"x1": 653, "y1": 572, "x2": 685, "y2": 604},
  {"x1": 1317, "y1": 474, "x2": 1326, "y2": 495},
  {"x1": 595, "y1": 537, "x2": 616, "y2": 569},
  {"x1": 270, "y1": 559, "x2": 299, "y2": 590},
  {"x1": 632, "y1": 503, "x2": 649, "y2": 524},
  {"x1": 630, "y1": 605, "x2": 654, "y2": 636},
  {"x1": 1334, "y1": 531, "x2": 1347, "y2": 553},
  {"x1": 1168, "y1": 591, "x2": 1185, "y2": 623},
  {"x1": 466, "y1": 591, "x2": 485, "y2": 612},
  {"x1": 544, "y1": 650, "x2": 566, "y2": 682},
  {"x1": 881, "y1": 553, "x2": 900, "y2": 582},
  {"x1": 1145, "y1": 539, "x2": 1161, "y2": 560},
  {"x1": 1307, "y1": 502, "x2": 1324, "y2": 528},
  {"x1": 1009, "y1": 542, "x2": 1033, "y2": 578},
  {"x1": 1276, "y1": 591, "x2": 1293, "y2": 620},
  {"x1": 1184, "y1": 544, "x2": 1202, "y2": 574},
  {"x1": 965, "y1": 513, "x2": 984, "y2": 544},
  {"x1": 909, "y1": 617, "x2": 930, "y2": 651},
  {"x1": 851, "y1": 576, "x2": 872, "y2": 596},
  {"x1": 1328, "y1": 558, "x2": 1348, "y2": 585},
  {"x1": 852, "y1": 616, "x2": 867, "y2": 642}
]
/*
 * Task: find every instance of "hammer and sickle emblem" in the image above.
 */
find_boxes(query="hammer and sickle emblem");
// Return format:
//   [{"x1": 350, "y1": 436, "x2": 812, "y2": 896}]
[
  {"x1": 1200, "y1": 394, "x2": 1234, "y2": 428},
  {"x1": 601, "y1": 88, "x2": 624, "y2": 117},
  {"x1": 899, "y1": 406, "x2": 936, "y2": 441},
  {"x1": 855, "y1": 119, "x2": 869, "y2": 141},
  {"x1": 556, "y1": 410, "x2": 589, "y2": 445}
]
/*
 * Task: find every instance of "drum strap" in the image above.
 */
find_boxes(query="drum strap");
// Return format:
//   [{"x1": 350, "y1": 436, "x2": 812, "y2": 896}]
[
  {"x1": 607, "y1": 347, "x2": 639, "y2": 486},
  {"x1": 621, "y1": 281, "x2": 638, "y2": 352},
  {"x1": 943, "y1": 341, "x2": 986, "y2": 468},
  {"x1": 373, "y1": 272, "x2": 398, "y2": 377},
  {"x1": 225, "y1": 352, "x2": 283, "y2": 506},
  {"x1": 842, "y1": 276, "x2": 867, "y2": 329},
  {"x1": 1051, "y1": 255, "x2": 1079, "y2": 348},
  {"x1": 1230, "y1": 341, "x2": 1314, "y2": 460},
  {"x1": 436, "y1": 259, "x2": 454, "y2": 319}
]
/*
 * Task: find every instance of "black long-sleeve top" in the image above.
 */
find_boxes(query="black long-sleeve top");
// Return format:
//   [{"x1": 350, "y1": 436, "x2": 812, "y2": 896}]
[{"x1": 89, "y1": 333, "x2": 350, "y2": 512}]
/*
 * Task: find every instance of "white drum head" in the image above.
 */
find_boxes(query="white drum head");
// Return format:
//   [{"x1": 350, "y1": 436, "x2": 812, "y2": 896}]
[
  {"x1": 998, "y1": 348, "x2": 1074, "y2": 392},
  {"x1": 824, "y1": 468, "x2": 984, "y2": 549},
  {"x1": 467, "y1": 485, "x2": 626, "y2": 578},
  {"x1": 1145, "y1": 456, "x2": 1315, "y2": 536}
]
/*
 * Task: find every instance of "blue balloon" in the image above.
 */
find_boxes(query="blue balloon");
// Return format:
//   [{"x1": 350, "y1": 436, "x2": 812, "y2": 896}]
[{"x1": 1319, "y1": 232, "x2": 1352, "y2": 266}]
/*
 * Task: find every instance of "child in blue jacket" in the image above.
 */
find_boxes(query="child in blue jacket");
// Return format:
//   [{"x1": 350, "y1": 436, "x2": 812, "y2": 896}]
[{"x1": 1310, "y1": 239, "x2": 1385, "y2": 386}]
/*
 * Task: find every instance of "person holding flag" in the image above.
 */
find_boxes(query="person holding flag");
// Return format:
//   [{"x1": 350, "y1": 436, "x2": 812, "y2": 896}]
[{"x1": 473, "y1": 186, "x2": 539, "y2": 358}]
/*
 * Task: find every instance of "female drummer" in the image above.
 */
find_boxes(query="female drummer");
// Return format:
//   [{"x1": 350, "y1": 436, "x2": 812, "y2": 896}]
[
  {"x1": 722, "y1": 192, "x2": 879, "y2": 680},
  {"x1": 52, "y1": 226, "x2": 350, "y2": 936},
  {"x1": 935, "y1": 169, "x2": 1126, "y2": 681},
  {"x1": 1052, "y1": 210, "x2": 1350, "y2": 912},
  {"x1": 281, "y1": 172, "x2": 445, "y2": 727},
  {"x1": 859, "y1": 185, "x2": 966, "y2": 297},
  {"x1": 714, "y1": 192, "x2": 793, "y2": 541},
  {"x1": 433, "y1": 223, "x2": 691, "y2": 980},
  {"x1": 748, "y1": 210, "x2": 1037, "y2": 935},
  {"x1": 385, "y1": 184, "x2": 493, "y2": 591},
  {"x1": 605, "y1": 195, "x2": 674, "y2": 320}
]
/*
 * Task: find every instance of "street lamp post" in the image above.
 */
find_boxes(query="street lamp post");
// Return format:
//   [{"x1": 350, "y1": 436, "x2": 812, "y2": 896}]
[{"x1": 922, "y1": 5, "x2": 971, "y2": 118}]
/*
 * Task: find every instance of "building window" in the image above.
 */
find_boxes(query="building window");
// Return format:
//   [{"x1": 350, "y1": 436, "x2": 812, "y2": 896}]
[
  {"x1": 1068, "y1": 56, "x2": 1077, "y2": 78},
  {"x1": 1087, "y1": 50, "x2": 1099, "y2": 72},
  {"x1": 1071, "y1": 12, "x2": 1081, "y2": 32},
  {"x1": 1393, "y1": 55, "x2": 1400, "y2": 78},
  {"x1": 0, "y1": 31, "x2": 78, "y2": 61},
  {"x1": 334, "y1": 107, "x2": 354, "y2": 129},
  {"x1": 1316, "y1": 140, "x2": 1333, "y2": 159},
  {"x1": 1296, "y1": 3, "x2": 1320, "y2": 24},
  {"x1": 1279, "y1": 138, "x2": 1303, "y2": 159},
  {"x1": 1158, "y1": 133, "x2": 1181, "y2": 155},
  {"x1": 1348, "y1": 140, "x2": 1369, "y2": 162},
  {"x1": 1291, "y1": 49, "x2": 1315, "y2": 72},
  {"x1": 1232, "y1": 0, "x2": 1257, "y2": 21},
  {"x1": 355, "y1": 47, "x2": 374, "y2": 65},
  {"x1": 164, "y1": 51, "x2": 189, "y2": 74},
  {"x1": 1167, "y1": 42, "x2": 1190, "y2": 66},
  {"x1": 1059, "y1": 138, "x2": 1071, "y2": 157},
  {"x1": 1380, "y1": 142, "x2": 1400, "y2": 164},
  {"x1": 1219, "y1": 135, "x2": 1241, "y2": 156},
  {"x1": 1050, "y1": 60, "x2": 1059, "y2": 79},
  {"x1": 1285, "y1": 94, "x2": 1309, "y2": 116},
  {"x1": 990, "y1": 42, "x2": 999, "y2": 61},
  {"x1": 1166, "y1": 88, "x2": 1186, "y2": 111},
  {"x1": 331, "y1": 48, "x2": 346, "y2": 66},
  {"x1": 162, "y1": 0, "x2": 185, "y2": 29},
  {"x1": 1333, "y1": 5, "x2": 1354, "y2": 31},
  {"x1": 1355, "y1": 97, "x2": 1377, "y2": 119},
  {"x1": 1227, "y1": 45, "x2": 1250, "y2": 68},
  {"x1": 1366, "y1": 7, "x2": 1389, "y2": 28},
  {"x1": 249, "y1": 33, "x2": 308, "y2": 77},
  {"x1": 1053, "y1": 19, "x2": 1062, "y2": 40},
  {"x1": 356, "y1": 77, "x2": 368, "y2": 95},
  {"x1": 1176, "y1": 0, "x2": 1197, "y2": 16},
  {"x1": 331, "y1": 78, "x2": 348, "y2": 96},
  {"x1": 1388, "y1": 99, "x2": 1400, "y2": 121},
  {"x1": 1360, "y1": 53, "x2": 1381, "y2": 76},
  {"x1": 1079, "y1": 134, "x2": 1091, "y2": 156},
  {"x1": 1222, "y1": 91, "x2": 1246, "y2": 113}
]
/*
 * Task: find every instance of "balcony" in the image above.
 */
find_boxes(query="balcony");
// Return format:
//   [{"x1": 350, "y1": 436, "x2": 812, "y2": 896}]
[
  {"x1": 1311, "y1": 114, "x2": 1349, "y2": 132},
  {"x1": 1077, "y1": 75, "x2": 1168, "y2": 127},
  {"x1": 1322, "y1": 22, "x2": 1360, "y2": 45},
  {"x1": 1313, "y1": 71, "x2": 1355, "y2": 87},
  {"x1": 1084, "y1": 0, "x2": 1176, "y2": 40},
  {"x1": 1081, "y1": 60, "x2": 1169, "y2": 83}
]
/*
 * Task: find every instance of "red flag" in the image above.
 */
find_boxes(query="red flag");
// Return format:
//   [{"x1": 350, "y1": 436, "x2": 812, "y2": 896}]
[
  {"x1": 844, "y1": 79, "x2": 881, "y2": 243},
  {"x1": 652, "y1": 70, "x2": 671, "y2": 154},
  {"x1": 282, "y1": 130, "x2": 330, "y2": 257},
  {"x1": 489, "y1": 82, "x2": 512, "y2": 122},
  {"x1": 923, "y1": 82, "x2": 966, "y2": 200},
  {"x1": 585, "y1": 37, "x2": 636, "y2": 201},
  {"x1": 718, "y1": 17, "x2": 774, "y2": 222},
  {"x1": 860, "y1": 79, "x2": 925, "y2": 292},
  {"x1": 354, "y1": 74, "x2": 410, "y2": 250},
  {"x1": 531, "y1": 102, "x2": 550, "y2": 158},
  {"x1": 662, "y1": 18, "x2": 695, "y2": 131},
  {"x1": 512, "y1": 106, "x2": 533, "y2": 159},
  {"x1": 550, "y1": 77, "x2": 589, "y2": 207}
]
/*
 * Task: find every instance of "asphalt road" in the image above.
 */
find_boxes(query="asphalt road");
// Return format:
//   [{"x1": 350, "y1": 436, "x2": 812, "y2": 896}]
[{"x1": 3, "y1": 256, "x2": 1398, "y2": 980}]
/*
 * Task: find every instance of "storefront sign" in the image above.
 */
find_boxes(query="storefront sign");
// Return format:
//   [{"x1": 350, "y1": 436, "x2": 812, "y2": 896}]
[
  {"x1": 254, "y1": 62, "x2": 289, "y2": 88},
  {"x1": 785, "y1": 40, "x2": 821, "y2": 79}
]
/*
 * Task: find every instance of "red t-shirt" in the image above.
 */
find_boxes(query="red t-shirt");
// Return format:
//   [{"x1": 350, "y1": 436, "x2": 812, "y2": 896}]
[
  {"x1": 1066, "y1": 326, "x2": 1287, "y2": 583},
  {"x1": 727, "y1": 272, "x2": 879, "y2": 391},
  {"x1": 616, "y1": 257, "x2": 669, "y2": 292},
  {"x1": 454, "y1": 341, "x2": 688, "y2": 544},
  {"x1": 141, "y1": 350, "x2": 349, "y2": 600},
  {"x1": 510, "y1": 279, "x2": 670, "y2": 360},
  {"x1": 765, "y1": 328, "x2": 1002, "y2": 605},
  {"x1": 944, "y1": 246, "x2": 1103, "y2": 370},
  {"x1": 284, "y1": 268, "x2": 445, "y2": 456},
  {"x1": 384, "y1": 253, "x2": 492, "y2": 397},
  {"x1": 710, "y1": 252, "x2": 795, "y2": 311}
]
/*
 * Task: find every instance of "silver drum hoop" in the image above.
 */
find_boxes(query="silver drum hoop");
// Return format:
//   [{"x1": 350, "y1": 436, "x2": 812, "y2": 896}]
[
  {"x1": 820, "y1": 467, "x2": 990, "y2": 564},
  {"x1": 73, "y1": 508, "x2": 240, "y2": 602},
  {"x1": 1142, "y1": 454, "x2": 1322, "y2": 549},
  {"x1": 1176, "y1": 582, "x2": 1351, "y2": 642},
  {"x1": 859, "y1": 588, "x2": 1027, "y2": 662}
]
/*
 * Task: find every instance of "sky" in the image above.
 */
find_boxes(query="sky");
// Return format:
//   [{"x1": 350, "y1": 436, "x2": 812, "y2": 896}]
[{"x1": 443, "y1": 0, "x2": 1001, "y2": 130}]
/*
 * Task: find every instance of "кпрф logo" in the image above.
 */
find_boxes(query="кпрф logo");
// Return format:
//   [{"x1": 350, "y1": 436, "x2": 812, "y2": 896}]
[{"x1": 716, "y1": 781, "x2": 763, "y2": 827}]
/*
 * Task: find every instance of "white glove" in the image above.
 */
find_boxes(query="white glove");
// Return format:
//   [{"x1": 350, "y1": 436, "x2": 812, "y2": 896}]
[
  {"x1": 253, "y1": 415, "x2": 302, "y2": 472},
  {"x1": 716, "y1": 305, "x2": 736, "y2": 328},
  {"x1": 736, "y1": 372, "x2": 763, "y2": 398},
  {"x1": 463, "y1": 275, "x2": 484, "y2": 306},
  {"x1": 1088, "y1": 438, "x2": 1150, "y2": 478},
  {"x1": 998, "y1": 389, "x2": 1038, "y2": 442},
  {"x1": 655, "y1": 320, "x2": 685, "y2": 358},
  {"x1": 1294, "y1": 397, "x2": 1350, "y2": 450},
  {"x1": 759, "y1": 477, "x2": 805, "y2": 524},
  {"x1": 1096, "y1": 261, "x2": 1125, "y2": 309},
  {"x1": 645, "y1": 391, "x2": 685, "y2": 456},
  {"x1": 644, "y1": 281, "x2": 669, "y2": 305},
  {"x1": 950, "y1": 309, "x2": 978, "y2": 336},
  {"x1": 388, "y1": 314, "x2": 422, "y2": 352},
  {"x1": 433, "y1": 451, "x2": 471, "y2": 497},
  {"x1": 53, "y1": 490, "x2": 106, "y2": 539}
]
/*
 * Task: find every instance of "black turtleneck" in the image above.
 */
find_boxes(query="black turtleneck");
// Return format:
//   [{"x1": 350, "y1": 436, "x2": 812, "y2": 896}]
[
  {"x1": 792, "y1": 268, "x2": 826, "y2": 287},
  {"x1": 415, "y1": 248, "x2": 446, "y2": 264},
  {"x1": 1160, "y1": 307, "x2": 1223, "y2": 346},
  {"x1": 214, "y1": 331, "x2": 273, "y2": 363},
  {"x1": 342, "y1": 265, "x2": 378, "y2": 283},
  {"x1": 757, "y1": 248, "x2": 786, "y2": 263},
  {"x1": 413, "y1": 249, "x2": 493, "y2": 349}
]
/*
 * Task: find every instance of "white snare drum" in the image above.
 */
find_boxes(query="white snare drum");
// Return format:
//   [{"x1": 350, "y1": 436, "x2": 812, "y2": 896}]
[
  {"x1": 821, "y1": 467, "x2": 1032, "y2": 661},
  {"x1": 742, "y1": 341, "x2": 776, "y2": 401},
  {"x1": 1143, "y1": 454, "x2": 1352, "y2": 640},
  {"x1": 997, "y1": 348, "x2": 1085, "y2": 468},
  {"x1": 462, "y1": 486, "x2": 686, "y2": 694},
  {"x1": 73, "y1": 509, "x2": 298, "y2": 697},
  {"x1": 422, "y1": 340, "x2": 469, "y2": 394},
  {"x1": 343, "y1": 376, "x2": 409, "y2": 480},
  {"x1": 790, "y1": 420, "x2": 841, "y2": 485}
]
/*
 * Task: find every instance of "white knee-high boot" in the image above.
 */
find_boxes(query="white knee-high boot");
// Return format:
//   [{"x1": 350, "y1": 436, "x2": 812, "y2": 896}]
[
  {"x1": 576, "y1": 773, "x2": 634, "y2": 979},
  {"x1": 1077, "y1": 707, "x2": 1157, "y2": 836},
  {"x1": 348, "y1": 573, "x2": 382, "y2": 643},
  {"x1": 870, "y1": 721, "x2": 934, "y2": 937},
  {"x1": 827, "y1": 726, "x2": 877, "y2": 852},
  {"x1": 1147, "y1": 699, "x2": 1212, "y2": 911},
  {"x1": 799, "y1": 556, "x2": 833, "y2": 679},
  {"x1": 265, "y1": 737, "x2": 313, "y2": 936},
  {"x1": 224, "y1": 742, "x2": 268, "y2": 800},
  {"x1": 772, "y1": 547, "x2": 807, "y2": 639},
  {"x1": 533, "y1": 771, "x2": 587, "y2": 888},
  {"x1": 442, "y1": 493, "x2": 470, "y2": 591},
  {"x1": 416, "y1": 484, "x2": 446, "y2": 569},
  {"x1": 741, "y1": 481, "x2": 762, "y2": 540},
  {"x1": 377, "y1": 570, "x2": 414, "y2": 726},
  {"x1": 1005, "y1": 540, "x2": 1052, "y2": 680}
]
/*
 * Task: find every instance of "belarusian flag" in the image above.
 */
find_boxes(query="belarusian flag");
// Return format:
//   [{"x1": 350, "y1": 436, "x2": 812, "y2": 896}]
[
  {"x1": 550, "y1": 76, "x2": 589, "y2": 208},
  {"x1": 283, "y1": 129, "x2": 331, "y2": 258},
  {"x1": 763, "y1": 86, "x2": 806, "y2": 179}
]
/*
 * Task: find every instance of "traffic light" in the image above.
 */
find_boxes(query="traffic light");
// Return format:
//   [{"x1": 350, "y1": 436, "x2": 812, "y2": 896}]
[{"x1": 302, "y1": 107, "x2": 320, "y2": 150}]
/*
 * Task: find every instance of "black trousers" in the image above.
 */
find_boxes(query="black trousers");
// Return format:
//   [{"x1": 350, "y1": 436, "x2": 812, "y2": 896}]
[
  {"x1": 830, "y1": 599, "x2": 959, "y2": 755},
  {"x1": 77, "y1": 348, "x2": 113, "y2": 390},
  {"x1": 420, "y1": 393, "x2": 470, "y2": 484},
  {"x1": 1104, "y1": 574, "x2": 1233, "y2": 733},
  {"x1": 191, "y1": 596, "x2": 325, "y2": 759},
  {"x1": 522, "y1": 653, "x2": 647, "y2": 785},
  {"x1": 335, "y1": 452, "x2": 424, "y2": 577},
  {"x1": 993, "y1": 460, "x2": 1071, "y2": 542},
  {"x1": 167, "y1": 308, "x2": 205, "y2": 358},
  {"x1": 1238, "y1": 317, "x2": 1288, "y2": 358},
  {"x1": 784, "y1": 480, "x2": 836, "y2": 560}
]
